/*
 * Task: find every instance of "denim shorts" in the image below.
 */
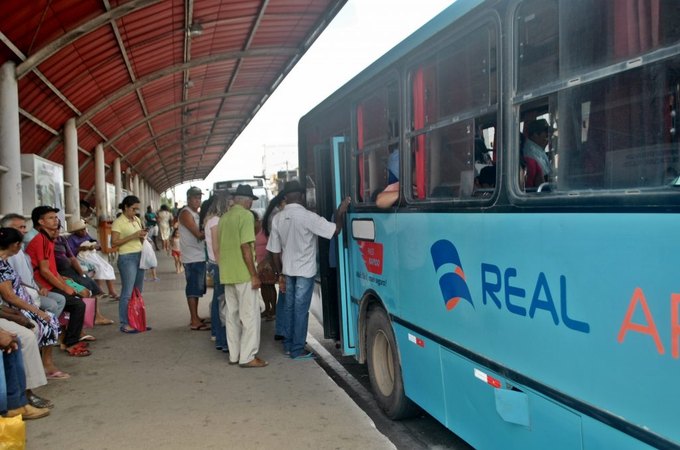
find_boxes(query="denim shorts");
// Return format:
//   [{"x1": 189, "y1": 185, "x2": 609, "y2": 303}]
[{"x1": 184, "y1": 261, "x2": 207, "y2": 297}]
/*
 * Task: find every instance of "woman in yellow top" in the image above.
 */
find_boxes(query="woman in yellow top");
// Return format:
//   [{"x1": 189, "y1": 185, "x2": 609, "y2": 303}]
[{"x1": 111, "y1": 195, "x2": 148, "y2": 333}]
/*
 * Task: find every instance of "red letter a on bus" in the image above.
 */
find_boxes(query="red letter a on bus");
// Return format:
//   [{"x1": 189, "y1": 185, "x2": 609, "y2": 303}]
[{"x1": 617, "y1": 288, "x2": 664, "y2": 355}]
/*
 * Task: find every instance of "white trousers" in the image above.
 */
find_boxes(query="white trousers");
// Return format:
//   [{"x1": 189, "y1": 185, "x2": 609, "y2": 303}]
[
  {"x1": 223, "y1": 282, "x2": 261, "y2": 365},
  {"x1": 0, "y1": 318, "x2": 46, "y2": 390}
]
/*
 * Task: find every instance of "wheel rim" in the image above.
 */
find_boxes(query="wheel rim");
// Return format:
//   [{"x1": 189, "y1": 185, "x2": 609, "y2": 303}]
[{"x1": 372, "y1": 329, "x2": 395, "y2": 397}]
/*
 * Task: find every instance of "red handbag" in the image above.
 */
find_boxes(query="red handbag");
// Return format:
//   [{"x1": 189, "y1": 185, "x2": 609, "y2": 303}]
[{"x1": 127, "y1": 288, "x2": 147, "y2": 332}]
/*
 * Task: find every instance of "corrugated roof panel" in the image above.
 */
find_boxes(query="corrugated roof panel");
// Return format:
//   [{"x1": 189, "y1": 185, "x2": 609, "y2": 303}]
[
  {"x1": 19, "y1": 120, "x2": 55, "y2": 154},
  {"x1": 1, "y1": 0, "x2": 347, "y2": 193},
  {"x1": 141, "y1": 74, "x2": 183, "y2": 111},
  {"x1": 120, "y1": 1, "x2": 183, "y2": 78},
  {"x1": 1, "y1": 0, "x2": 103, "y2": 58},
  {"x1": 78, "y1": 123, "x2": 104, "y2": 153}
]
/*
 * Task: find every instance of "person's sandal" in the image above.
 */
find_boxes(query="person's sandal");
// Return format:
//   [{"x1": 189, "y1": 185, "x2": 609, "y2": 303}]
[{"x1": 65, "y1": 345, "x2": 91, "y2": 357}]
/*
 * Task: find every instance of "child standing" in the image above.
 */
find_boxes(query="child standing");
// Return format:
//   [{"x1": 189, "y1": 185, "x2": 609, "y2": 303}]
[{"x1": 171, "y1": 228, "x2": 182, "y2": 273}]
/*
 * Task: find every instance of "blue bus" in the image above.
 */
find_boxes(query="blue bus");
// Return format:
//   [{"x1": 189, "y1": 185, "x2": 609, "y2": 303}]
[{"x1": 299, "y1": 1, "x2": 680, "y2": 449}]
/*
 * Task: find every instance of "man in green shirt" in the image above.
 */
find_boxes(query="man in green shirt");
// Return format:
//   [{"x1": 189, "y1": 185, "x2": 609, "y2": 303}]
[{"x1": 218, "y1": 185, "x2": 267, "y2": 368}]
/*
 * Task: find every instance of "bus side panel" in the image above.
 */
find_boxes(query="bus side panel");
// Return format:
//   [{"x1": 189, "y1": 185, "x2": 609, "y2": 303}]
[
  {"x1": 347, "y1": 212, "x2": 399, "y2": 315},
  {"x1": 392, "y1": 212, "x2": 679, "y2": 446},
  {"x1": 439, "y1": 348, "x2": 583, "y2": 450},
  {"x1": 392, "y1": 324, "x2": 446, "y2": 421},
  {"x1": 581, "y1": 416, "x2": 657, "y2": 450}
]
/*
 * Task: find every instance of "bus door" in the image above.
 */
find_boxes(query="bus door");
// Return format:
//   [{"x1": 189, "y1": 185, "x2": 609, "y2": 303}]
[{"x1": 312, "y1": 138, "x2": 356, "y2": 354}]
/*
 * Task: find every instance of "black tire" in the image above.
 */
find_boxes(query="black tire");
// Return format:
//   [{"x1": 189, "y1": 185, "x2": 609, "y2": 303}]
[{"x1": 366, "y1": 307, "x2": 417, "y2": 419}]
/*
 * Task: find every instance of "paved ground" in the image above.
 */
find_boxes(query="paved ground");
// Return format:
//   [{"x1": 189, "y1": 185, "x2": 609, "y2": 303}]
[{"x1": 25, "y1": 252, "x2": 394, "y2": 450}]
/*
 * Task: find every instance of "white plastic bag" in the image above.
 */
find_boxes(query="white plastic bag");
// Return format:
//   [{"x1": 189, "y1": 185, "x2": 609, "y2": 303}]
[{"x1": 139, "y1": 238, "x2": 158, "y2": 269}]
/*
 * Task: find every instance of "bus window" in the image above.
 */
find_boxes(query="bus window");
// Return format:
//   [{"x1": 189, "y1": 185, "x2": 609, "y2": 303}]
[
  {"x1": 409, "y1": 23, "x2": 498, "y2": 202},
  {"x1": 355, "y1": 80, "x2": 399, "y2": 204},
  {"x1": 516, "y1": 0, "x2": 680, "y2": 195},
  {"x1": 516, "y1": 0, "x2": 558, "y2": 93}
]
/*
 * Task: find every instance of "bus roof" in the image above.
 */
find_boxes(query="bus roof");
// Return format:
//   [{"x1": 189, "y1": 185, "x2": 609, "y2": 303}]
[{"x1": 300, "y1": 0, "x2": 487, "y2": 122}]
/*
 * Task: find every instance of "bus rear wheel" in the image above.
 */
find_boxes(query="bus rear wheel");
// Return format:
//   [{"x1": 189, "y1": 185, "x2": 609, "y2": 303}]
[{"x1": 366, "y1": 307, "x2": 416, "y2": 419}]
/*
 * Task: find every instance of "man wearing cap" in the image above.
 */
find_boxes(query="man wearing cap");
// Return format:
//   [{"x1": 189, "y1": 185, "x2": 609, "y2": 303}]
[
  {"x1": 267, "y1": 180, "x2": 350, "y2": 359},
  {"x1": 523, "y1": 118, "x2": 554, "y2": 188},
  {"x1": 179, "y1": 186, "x2": 208, "y2": 330},
  {"x1": 218, "y1": 184, "x2": 267, "y2": 368},
  {"x1": 25, "y1": 206, "x2": 90, "y2": 358}
]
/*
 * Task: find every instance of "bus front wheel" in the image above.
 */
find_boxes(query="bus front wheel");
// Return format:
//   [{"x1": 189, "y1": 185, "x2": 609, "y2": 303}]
[{"x1": 366, "y1": 307, "x2": 416, "y2": 419}]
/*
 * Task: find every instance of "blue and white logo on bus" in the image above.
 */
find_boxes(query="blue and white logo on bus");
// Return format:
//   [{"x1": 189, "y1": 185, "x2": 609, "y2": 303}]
[
  {"x1": 431, "y1": 239, "x2": 590, "y2": 334},
  {"x1": 431, "y1": 239, "x2": 473, "y2": 311}
]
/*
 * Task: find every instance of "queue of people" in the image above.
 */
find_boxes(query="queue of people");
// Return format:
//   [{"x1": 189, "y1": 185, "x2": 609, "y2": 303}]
[{"x1": 168, "y1": 181, "x2": 348, "y2": 369}]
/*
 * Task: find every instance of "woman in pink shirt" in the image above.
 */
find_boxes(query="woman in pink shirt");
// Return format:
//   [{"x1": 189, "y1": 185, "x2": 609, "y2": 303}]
[{"x1": 253, "y1": 211, "x2": 276, "y2": 321}]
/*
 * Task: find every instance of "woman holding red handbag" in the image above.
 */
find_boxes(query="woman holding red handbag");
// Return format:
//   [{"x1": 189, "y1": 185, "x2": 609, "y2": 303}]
[{"x1": 111, "y1": 196, "x2": 150, "y2": 334}]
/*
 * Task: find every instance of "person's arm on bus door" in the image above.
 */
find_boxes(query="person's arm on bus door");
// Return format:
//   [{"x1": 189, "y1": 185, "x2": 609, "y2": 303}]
[
  {"x1": 334, "y1": 197, "x2": 351, "y2": 235},
  {"x1": 376, "y1": 182, "x2": 399, "y2": 209}
]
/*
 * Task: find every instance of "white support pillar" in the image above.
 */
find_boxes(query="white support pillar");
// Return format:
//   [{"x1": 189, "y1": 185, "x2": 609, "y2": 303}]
[
  {"x1": 94, "y1": 144, "x2": 106, "y2": 221},
  {"x1": 63, "y1": 118, "x2": 79, "y2": 219},
  {"x1": 0, "y1": 62, "x2": 22, "y2": 215},
  {"x1": 133, "y1": 174, "x2": 140, "y2": 198},
  {"x1": 113, "y1": 158, "x2": 122, "y2": 208},
  {"x1": 141, "y1": 180, "x2": 148, "y2": 208}
]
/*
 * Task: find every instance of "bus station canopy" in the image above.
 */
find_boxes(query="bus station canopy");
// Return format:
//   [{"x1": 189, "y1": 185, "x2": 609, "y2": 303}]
[{"x1": 0, "y1": 0, "x2": 345, "y2": 196}]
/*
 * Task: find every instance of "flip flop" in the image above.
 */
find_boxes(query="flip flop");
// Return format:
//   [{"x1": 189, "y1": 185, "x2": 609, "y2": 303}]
[
  {"x1": 190, "y1": 324, "x2": 210, "y2": 331},
  {"x1": 95, "y1": 318, "x2": 115, "y2": 325},
  {"x1": 46, "y1": 370, "x2": 71, "y2": 380},
  {"x1": 120, "y1": 326, "x2": 139, "y2": 334},
  {"x1": 65, "y1": 346, "x2": 91, "y2": 357},
  {"x1": 79, "y1": 335, "x2": 96, "y2": 342},
  {"x1": 291, "y1": 351, "x2": 314, "y2": 360}
]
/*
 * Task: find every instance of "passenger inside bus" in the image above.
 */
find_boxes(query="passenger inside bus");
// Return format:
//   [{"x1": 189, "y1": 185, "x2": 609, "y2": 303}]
[
  {"x1": 522, "y1": 119, "x2": 554, "y2": 188},
  {"x1": 376, "y1": 148, "x2": 400, "y2": 208},
  {"x1": 475, "y1": 165, "x2": 496, "y2": 189}
]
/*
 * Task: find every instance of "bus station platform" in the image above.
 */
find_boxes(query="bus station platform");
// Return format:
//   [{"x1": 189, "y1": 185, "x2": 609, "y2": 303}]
[{"x1": 25, "y1": 252, "x2": 394, "y2": 449}]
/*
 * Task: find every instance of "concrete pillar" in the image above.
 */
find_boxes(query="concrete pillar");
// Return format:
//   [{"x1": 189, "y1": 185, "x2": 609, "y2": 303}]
[
  {"x1": 133, "y1": 174, "x2": 139, "y2": 197},
  {"x1": 0, "y1": 62, "x2": 22, "y2": 215},
  {"x1": 94, "y1": 143, "x2": 106, "y2": 220},
  {"x1": 63, "y1": 118, "x2": 79, "y2": 219},
  {"x1": 141, "y1": 180, "x2": 148, "y2": 208},
  {"x1": 113, "y1": 157, "x2": 122, "y2": 207}
]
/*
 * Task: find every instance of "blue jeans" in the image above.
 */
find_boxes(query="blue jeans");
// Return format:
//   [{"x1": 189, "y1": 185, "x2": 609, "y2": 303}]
[
  {"x1": 275, "y1": 290, "x2": 286, "y2": 337},
  {"x1": 283, "y1": 276, "x2": 315, "y2": 357},
  {"x1": 41, "y1": 291, "x2": 66, "y2": 316},
  {"x1": 0, "y1": 349, "x2": 27, "y2": 413},
  {"x1": 208, "y1": 262, "x2": 227, "y2": 351},
  {"x1": 117, "y1": 252, "x2": 145, "y2": 326}
]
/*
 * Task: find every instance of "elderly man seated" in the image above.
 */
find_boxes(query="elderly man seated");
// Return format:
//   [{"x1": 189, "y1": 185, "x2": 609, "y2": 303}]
[{"x1": 66, "y1": 219, "x2": 119, "y2": 300}]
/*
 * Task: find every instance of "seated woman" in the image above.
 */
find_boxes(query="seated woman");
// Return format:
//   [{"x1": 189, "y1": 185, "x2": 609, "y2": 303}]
[
  {"x1": 66, "y1": 219, "x2": 119, "y2": 300},
  {"x1": 0, "y1": 228, "x2": 82, "y2": 374}
]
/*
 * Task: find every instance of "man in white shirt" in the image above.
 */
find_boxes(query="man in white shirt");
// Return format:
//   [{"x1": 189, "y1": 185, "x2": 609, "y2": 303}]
[{"x1": 267, "y1": 180, "x2": 350, "y2": 359}]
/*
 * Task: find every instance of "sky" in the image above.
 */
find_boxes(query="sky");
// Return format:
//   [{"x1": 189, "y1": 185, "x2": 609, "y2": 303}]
[{"x1": 167, "y1": 0, "x2": 454, "y2": 202}]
